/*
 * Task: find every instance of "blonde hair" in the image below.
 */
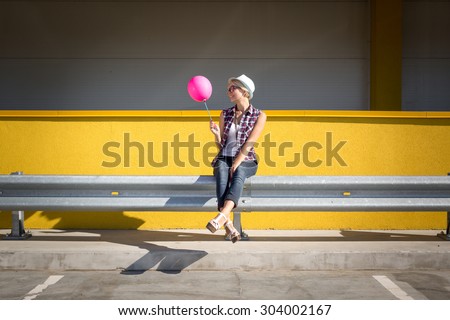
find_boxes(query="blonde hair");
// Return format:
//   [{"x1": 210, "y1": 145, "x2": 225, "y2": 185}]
[{"x1": 227, "y1": 80, "x2": 251, "y2": 99}]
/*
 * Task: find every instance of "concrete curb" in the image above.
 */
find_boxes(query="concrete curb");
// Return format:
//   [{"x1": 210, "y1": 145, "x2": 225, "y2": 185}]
[{"x1": 1, "y1": 229, "x2": 449, "y2": 271}]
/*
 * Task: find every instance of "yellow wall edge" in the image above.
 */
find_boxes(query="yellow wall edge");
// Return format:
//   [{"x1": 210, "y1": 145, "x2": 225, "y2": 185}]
[{"x1": 1, "y1": 110, "x2": 450, "y2": 119}]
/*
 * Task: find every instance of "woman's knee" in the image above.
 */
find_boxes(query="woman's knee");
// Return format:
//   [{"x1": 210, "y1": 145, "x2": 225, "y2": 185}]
[
  {"x1": 234, "y1": 166, "x2": 253, "y2": 180},
  {"x1": 214, "y1": 163, "x2": 229, "y2": 178},
  {"x1": 236, "y1": 162, "x2": 258, "y2": 177}
]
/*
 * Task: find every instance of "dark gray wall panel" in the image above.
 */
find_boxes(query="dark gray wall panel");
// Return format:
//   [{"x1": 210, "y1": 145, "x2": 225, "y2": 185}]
[
  {"x1": 402, "y1": 0, "x2": 450, "y2": 111},
  {"x1": 0, "y1": 58, "x2": 367, "y2": 110},
  {"x1": 0, "y1": 1, "x2": 369, "y2": 110}
]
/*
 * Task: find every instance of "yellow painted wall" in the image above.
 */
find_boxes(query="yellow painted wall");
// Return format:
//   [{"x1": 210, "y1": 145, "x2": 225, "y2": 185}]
[{"x1": 1, "y1": 110, "x2": 449, "y2": 230}]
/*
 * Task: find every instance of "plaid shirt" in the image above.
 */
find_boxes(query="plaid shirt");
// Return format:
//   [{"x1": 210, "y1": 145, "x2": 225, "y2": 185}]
[{"x1": 212, "y1": 104, "x2": 261, "y2": 166}]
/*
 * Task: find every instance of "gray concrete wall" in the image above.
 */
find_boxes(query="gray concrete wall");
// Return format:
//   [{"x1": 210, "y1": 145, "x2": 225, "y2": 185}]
[
  {"x1": 0, "y1": 0, "x2": 369, "y2": 110},
  {"x1": 402, "y1": 0, "x2": 450, "y2": 111}
]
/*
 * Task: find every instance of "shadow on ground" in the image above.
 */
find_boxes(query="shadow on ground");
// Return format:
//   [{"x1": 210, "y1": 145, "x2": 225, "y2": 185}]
[
  {"x1": 14, "y1": 229, "x2": 446, "y2": 243},
  {"x1": 1, "y1": 228, "x2": 446, "y2": 273}
]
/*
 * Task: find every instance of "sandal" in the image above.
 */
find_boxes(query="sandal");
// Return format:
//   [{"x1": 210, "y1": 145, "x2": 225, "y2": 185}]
[
  {"x1": 206, "y1": 212, "x2": 228, "y2": 233},
  {"x1": 224, "y1": 221, "x2": 241, "y2": 243}
]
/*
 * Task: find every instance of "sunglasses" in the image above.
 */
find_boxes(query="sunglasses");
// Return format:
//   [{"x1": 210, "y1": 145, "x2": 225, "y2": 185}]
[{"x1": 227, "y1": 85, "x2": 241, "y2": 93}]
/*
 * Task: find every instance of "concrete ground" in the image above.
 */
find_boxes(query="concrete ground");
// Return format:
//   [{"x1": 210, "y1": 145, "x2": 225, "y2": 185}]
[
  {"x1": 0, "y1": 229, "x2": 449, "y2": 300},
  {"x1": 1, "y1": 269, "x2": 450, "y2": 300}
]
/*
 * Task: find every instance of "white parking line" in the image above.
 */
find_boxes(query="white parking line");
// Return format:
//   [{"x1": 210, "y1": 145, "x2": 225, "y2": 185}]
[
  {"x1": 23, "y1": 275, "x2": 64, "y2": 300},
  {"x1": 373, "y1": 275, "x2": 414, "y2": 300}
]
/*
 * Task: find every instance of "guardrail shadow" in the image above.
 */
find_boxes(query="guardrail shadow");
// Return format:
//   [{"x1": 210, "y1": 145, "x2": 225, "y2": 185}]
[{"x1": 233, "y1": 230, "x2": 445, "y2": 242}]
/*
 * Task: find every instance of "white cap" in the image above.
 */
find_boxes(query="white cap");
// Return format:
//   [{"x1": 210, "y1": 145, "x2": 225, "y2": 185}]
[{"x1": 228, "y1": 74, "x2": 255, "y2": 99}]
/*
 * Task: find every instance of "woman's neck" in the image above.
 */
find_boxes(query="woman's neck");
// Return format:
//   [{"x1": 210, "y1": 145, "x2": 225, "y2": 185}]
[{"x1": 235, "y1": 100, "x2": 250, "y2": 113}]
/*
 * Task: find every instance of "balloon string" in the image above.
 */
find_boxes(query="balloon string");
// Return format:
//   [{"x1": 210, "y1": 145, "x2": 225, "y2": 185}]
[{"x1": 203, "y1": 100, "x2": 213, "y2": 122}]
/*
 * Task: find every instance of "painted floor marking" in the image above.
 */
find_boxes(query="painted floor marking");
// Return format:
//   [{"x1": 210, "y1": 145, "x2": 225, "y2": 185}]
[
  {"x1": 23, "y1": 275, "x2": 64, "y2": 300},
  {"x1": 373, "y1": 275, "x2": 414, "y2": 300}
]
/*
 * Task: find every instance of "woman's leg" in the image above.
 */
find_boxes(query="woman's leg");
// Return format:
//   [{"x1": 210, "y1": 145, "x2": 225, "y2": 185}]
[
  {"x1": 213, "y1": 157, "x2": 231, "y2": 211},
  {"x1": 222, "y1": 161, "x2": 258, "y2": 215},
  {"x1": 207, "y1": 160, "x2": 257, "y2": 240},
  {"x1": 207, "y1": 157, "x2": 232, "y2": 233},
  {"x1": 220, "y1": 161, "x2": 258, "y2": 242}
]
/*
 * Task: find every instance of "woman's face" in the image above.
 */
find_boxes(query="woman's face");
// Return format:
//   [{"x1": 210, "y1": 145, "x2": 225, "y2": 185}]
[{"x1": 227, "y1": 82, "x2": 246, "y2": 103}]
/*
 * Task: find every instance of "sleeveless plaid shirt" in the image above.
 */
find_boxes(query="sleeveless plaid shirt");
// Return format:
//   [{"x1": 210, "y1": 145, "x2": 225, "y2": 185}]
[{"x1": 211, "y1": 104, "x2": 261, "y2": 166}]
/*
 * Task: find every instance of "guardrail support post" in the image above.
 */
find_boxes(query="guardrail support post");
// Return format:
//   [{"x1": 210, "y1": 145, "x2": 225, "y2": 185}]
[
  {"x1": 438, "y1": 209, "x2": 450, "y2": 241},
  {"x1": 438, "y1": 173, "x2": 450, "y2": 241},
  {"x1": 232, "y1": 212, "x2": 249, "y2": 241},
  {"x1": 447, "y1": 173, "x2": 450, "y2": 240},
  {"x1": 447, "y1": 211, "x2": 450, "y2": 239},
  {"x1": 3, "y1": 172, "x2": 32, "y2": 240}
]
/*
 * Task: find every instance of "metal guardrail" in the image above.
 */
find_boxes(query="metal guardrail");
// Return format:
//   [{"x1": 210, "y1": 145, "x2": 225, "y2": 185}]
[{"x1": 1, "y1": 172, "x2": 449, "y2": 240}]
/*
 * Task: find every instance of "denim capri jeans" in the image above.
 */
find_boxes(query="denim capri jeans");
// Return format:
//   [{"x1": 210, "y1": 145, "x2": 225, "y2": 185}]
[{"x1": 213, "y1": 156, "x2": 258, "y2": 211}]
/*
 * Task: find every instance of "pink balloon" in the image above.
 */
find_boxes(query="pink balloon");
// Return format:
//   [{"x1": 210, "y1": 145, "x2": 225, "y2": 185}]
[{"x1": 187, "y1": 75, "x2": 212, "y2": 102}]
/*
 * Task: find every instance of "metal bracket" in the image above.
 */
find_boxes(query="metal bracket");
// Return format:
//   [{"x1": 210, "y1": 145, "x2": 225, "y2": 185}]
[
  {"x1": 3, "y1": 172, "x2": 32, "y2": 240},
  {"x1": 4, "y1": 210, "x2": 32, "y2": 240},
  {"x1": 437, "y1": 173, "x2": 450, "y2": 241},
  {"x1": 437, "y1": 209, "x2": 450, "y2": 241},
  {"x1": 232, "y1": 211, "x2": 249, "y2": 241},
  {"x1": 437, "y1": 232, "x2": 450, "y2": 241}
]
